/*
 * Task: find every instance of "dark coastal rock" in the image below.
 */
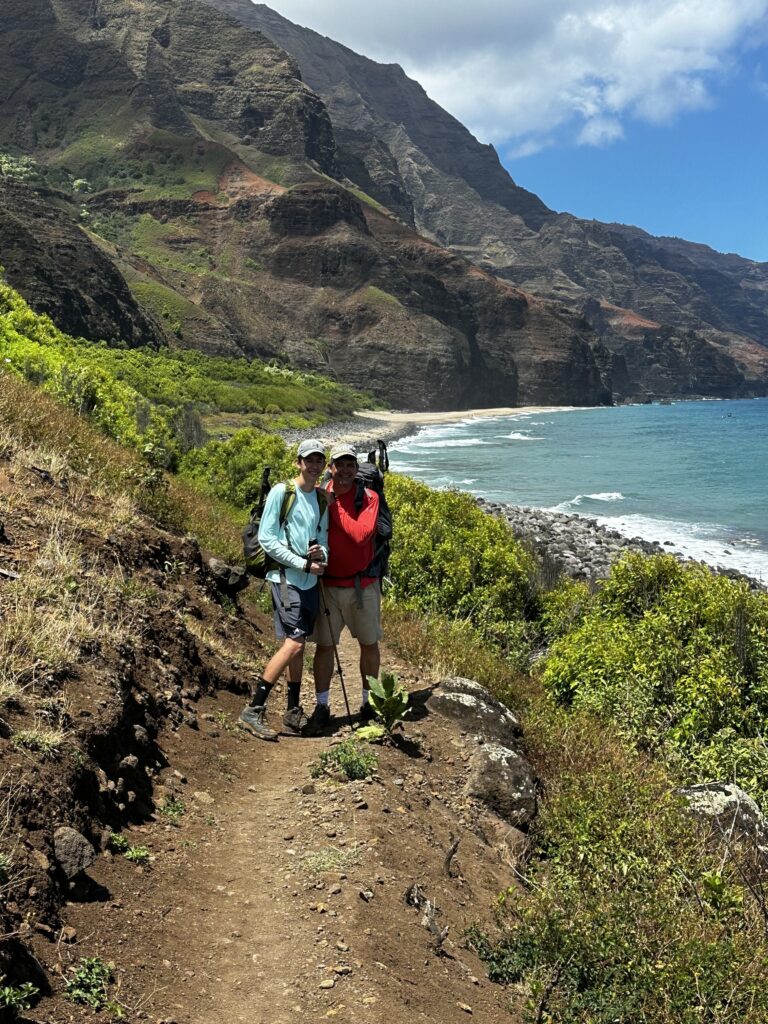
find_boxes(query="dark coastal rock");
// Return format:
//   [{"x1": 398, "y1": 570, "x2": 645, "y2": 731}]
[
  {"x1": 464, "y1": 743, "x2": 537, "y2": 828},
  {"x1": 678, "y1": 782, "x2": 768, "y2": 857},
  {"x1": 53, "y1": 826, "x2": 95, "y2": 879},
  {"x1": 428, "y1": 688, "x2": 521, "y2": 749}
]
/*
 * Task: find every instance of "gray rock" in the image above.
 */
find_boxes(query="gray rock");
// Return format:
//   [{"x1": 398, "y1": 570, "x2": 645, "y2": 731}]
[
  {"x1": 53, "y1": 826, "x2": 96, "y2": 879},
  {"x1": 678, "y1": 782, "x2": 768, "y2": 855},
  {"x1": 206, "y1": 557, "x2": 250, "y2": 593},
  {"x1": 465, "y1": 744, "x2": 536, "y2": 827},
  {"x1": 429, "y1": 684, "x2": 521, "y2": 748}
]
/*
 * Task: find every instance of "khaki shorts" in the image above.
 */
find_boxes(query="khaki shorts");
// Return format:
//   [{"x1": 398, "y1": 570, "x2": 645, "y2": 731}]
[{"x1": 311, "y1": 581, "x2": 382, "y2": 647}]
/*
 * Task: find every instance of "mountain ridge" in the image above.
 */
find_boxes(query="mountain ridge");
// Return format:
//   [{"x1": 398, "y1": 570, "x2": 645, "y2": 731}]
[{"x1": 0, "y1": 0, "x2": 765, "y2": 407}]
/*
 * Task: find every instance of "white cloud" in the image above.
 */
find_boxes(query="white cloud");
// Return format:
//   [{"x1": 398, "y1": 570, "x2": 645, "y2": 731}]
[{"x1": 265, "y1": 0, "x2": 768, "y2": 150}]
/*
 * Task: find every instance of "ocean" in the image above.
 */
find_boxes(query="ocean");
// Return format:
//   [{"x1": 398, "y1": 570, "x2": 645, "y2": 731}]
[{"x1": 388, "y1": 397, "x2": 768, "y2": 584}]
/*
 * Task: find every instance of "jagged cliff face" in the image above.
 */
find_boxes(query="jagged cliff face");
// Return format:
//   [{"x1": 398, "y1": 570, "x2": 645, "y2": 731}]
[
  {"x1": 0, "y1": 0, "x2": 764, "y2": 407},
  {"x1": 0, "y1": 0, "x2": 615, "y2": 409},
  {"x1": 210, "y1": 0, "x2": 768, "y2": 401}
]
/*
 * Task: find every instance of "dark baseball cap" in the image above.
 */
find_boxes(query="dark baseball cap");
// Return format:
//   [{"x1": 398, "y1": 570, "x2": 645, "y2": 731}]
[{"x1": 297, "y1": 439, "x2": 326, "y2": 459}]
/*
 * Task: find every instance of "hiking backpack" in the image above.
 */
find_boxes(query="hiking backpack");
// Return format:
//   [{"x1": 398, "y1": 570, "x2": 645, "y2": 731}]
[
  {"x1": 242, "y1": 468, "x2": 329, "y2": 577},
  {"x1": 354, "y1": 441, "x2": 393, "y2": 581}
]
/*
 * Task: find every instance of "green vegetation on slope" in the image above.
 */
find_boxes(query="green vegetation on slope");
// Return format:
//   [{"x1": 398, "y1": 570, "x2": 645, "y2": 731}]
[
  {"x1": 0, "y1": 275, "x2": 373, "y2": 471},
  {"x1": 542, "y1": 553, "x2": 768, "y2": 798}
]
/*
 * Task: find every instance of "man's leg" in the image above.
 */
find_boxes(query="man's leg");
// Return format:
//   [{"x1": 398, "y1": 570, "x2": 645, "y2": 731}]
[
  {"x1": 359, "y1": 642, "x2": 380, "y2": 719},
  {"x1": 239, "y1": 637, "x2": 304, "y2": 741}
]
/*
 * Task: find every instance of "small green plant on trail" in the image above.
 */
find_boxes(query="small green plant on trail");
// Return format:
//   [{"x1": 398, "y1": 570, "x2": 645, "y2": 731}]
[
  {"x1": 157, "y1": 798, "x2": 186, "y2": 825},
  {"x1": 310, "y1": 738, "x2": 378, "y2": 781},
  {"x1": 0, "y1": 977, "x2": 38, "y2": 1015},
  {"x1": 367, "y1": 671, "x2": 409, "y2": 733},
  {"x1": 64, "y1": 957, "x2": 123, "y2": 1015},
  {"x1": 108, "y1": 833, "x2": 151, "y2": 864}
]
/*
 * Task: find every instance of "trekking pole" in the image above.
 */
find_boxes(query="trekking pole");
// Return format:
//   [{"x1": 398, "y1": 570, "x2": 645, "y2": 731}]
[{"x1": 318, "y1": 579, "x2": 353, "y2": 727}]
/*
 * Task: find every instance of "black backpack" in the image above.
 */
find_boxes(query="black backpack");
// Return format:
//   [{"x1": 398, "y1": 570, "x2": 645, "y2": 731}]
[
  {"x1": 243, "y1": 468, "x2": 329, "y2": 577},
  {"x1": 354, "y1": 441, "x2": 392, "y2": 581}
]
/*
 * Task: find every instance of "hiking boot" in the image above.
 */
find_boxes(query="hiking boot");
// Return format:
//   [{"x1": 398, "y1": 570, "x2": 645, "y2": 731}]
[
  {"x1": 238, "y1": 704, "x2": 278, "y2": 741},
  {"x1": 282, "y1": 705, "x2": 310, "y2": 735},
  {"x1": 304, "y1": 703, "x2": 332, "y2": 735},
  {"x1": 359, "y1": 702, "x2": 378, "y2": 722}
]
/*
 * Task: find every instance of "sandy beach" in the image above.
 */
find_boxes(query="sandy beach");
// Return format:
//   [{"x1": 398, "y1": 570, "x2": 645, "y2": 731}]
[
  {"x1": 281, "y1": 405, "x2": 567, "y2": 450},
  {"x1": 354, "y1": 405, "x2": 562, "y2": 427}
]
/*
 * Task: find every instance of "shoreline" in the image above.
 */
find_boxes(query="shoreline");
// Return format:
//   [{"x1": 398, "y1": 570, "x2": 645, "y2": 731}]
[{"x1": 280, "y1": 405, "x2": 567, "y2": 452}]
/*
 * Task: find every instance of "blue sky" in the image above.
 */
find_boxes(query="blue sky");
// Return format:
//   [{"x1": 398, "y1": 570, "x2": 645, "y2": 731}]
[{"x1": 266, "y1": 1, "x2": 768, "y2": 263}]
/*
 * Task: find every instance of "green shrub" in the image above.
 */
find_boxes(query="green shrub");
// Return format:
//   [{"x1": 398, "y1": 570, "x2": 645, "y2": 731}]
[
  {"x1": 467, "y1": 707, "x2": 768, "y2": 1023},
  {"x1": 543, "y1": 553, "x2": 768, "y2": 797},
  {"x1": 385, "y1": 475, "x2": 538, "y2": 653}
]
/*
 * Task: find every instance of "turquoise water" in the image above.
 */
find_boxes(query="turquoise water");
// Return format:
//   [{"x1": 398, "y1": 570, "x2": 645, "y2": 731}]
[{"x1": 388, "y1": 398, "x2": 768, "y2": 583}]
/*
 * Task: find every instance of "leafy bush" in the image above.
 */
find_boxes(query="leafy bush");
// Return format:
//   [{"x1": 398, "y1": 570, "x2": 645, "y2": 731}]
[
  {"x1": 180, "y1": 430, "x2": 297, "y2": 507},
  {"x1": 467, "y1": 707, "x2": 768, "y2": 1023},
  {"x1": 543, "y1": 554, "x2": 768, "y2": 797},
  {"x1": 385, "y1": 475, "x2": 538, "y2": 655}
]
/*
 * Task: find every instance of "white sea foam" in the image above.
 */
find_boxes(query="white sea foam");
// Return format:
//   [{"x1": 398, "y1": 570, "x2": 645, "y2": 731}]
[
  {"x1": 550, "y1": 492, "x2": 625, "y2": 511},
  {"x1": 407, "y1": 437, "x2": 491, "y2": 449},
  {"x1": 498, "y1": 431, "x2": 544, "y2": 441},
  {"x1": 593, "y1": 513, "x2": 768, "y2": 584}
]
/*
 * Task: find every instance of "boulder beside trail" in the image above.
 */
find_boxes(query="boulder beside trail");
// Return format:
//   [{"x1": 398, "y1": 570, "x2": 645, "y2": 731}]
[
  {"x1": 53, "y1": 827, "x2": 95, "y2": 879},
  {"x1": 678, "y1": 782, "x2": 768, "y2": 858},
  {"x1": 464, "y1": 743, "x2": 537, "y2": 828},
  {"x1": 206, "y1": 557, "x2": 250, "y2": 594},
  {"x1": 429, "y1": 677, "x2": 521, "y2": 748}
]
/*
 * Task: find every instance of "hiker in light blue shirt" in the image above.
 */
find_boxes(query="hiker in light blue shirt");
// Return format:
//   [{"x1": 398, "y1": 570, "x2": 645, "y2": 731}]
[
  {"x1": 239, "y1": 439, "x2": 329, "y2": 741},
  {"x1": 259, "y1": 482, "x2": 329, "y2": 591}
]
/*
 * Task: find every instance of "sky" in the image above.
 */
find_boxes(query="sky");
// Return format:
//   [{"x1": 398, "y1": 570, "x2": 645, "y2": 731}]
[{"x1": 264, "y1": 0, "x2": 768, "y2": 262}]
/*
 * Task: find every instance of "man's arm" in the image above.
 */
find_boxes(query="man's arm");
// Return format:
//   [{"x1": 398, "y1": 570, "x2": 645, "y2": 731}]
[{"x1": 257, "y1": 485, "x2": 308, "y2": 571}]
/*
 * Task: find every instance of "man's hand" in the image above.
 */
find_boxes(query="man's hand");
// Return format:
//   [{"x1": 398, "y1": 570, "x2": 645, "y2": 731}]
[
  {"x1": 307, "y1": 543, "x2": 325, "y2": 561},
  {"x1": 308, "y1": 561, "x2": 326, "y2": 576}
]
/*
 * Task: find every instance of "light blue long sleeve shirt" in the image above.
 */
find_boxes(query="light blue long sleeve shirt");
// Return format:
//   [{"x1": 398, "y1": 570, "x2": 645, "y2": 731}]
[{"x1": 258, "y1": 483, "x2": 329, "y2": 591}]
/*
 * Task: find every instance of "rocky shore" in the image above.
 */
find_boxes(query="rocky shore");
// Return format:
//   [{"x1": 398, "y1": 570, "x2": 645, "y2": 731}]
[
  {"x1": 281, "y1": 415, "x2": 413, "y2": 454},
  {"x1": 478, "y1": 498, "x2": 765, "y2": 590}
]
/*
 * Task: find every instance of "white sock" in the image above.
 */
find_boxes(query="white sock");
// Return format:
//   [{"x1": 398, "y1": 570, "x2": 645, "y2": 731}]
[{"x1": 316, "y1": 691, "x2": 330, "y2": 706}]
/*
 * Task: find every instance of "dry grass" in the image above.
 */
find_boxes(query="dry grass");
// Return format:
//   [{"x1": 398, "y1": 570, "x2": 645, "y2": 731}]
[
  {"x1": 11, "y1": 724, "x2": 68, "y2": 760},
  {"x1": 180, "y1": 613, "x2": 263, "y2": 675},
  {"x1": 0, "y1": 370, "x2": 243, "y2": 557}
]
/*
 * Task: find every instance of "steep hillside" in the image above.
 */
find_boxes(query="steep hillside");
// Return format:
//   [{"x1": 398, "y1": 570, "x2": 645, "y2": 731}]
[
  {"x1": 0, "y1": 0, "x2": 614, "y2": 410},
  {"x1": 212, "y1": 0, "x2": 768, "y2": 401}
]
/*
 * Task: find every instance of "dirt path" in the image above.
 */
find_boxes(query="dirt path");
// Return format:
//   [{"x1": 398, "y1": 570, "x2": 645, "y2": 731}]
[{"x1": 35, "y1": 635, "x2": 517, "y2": 1024}]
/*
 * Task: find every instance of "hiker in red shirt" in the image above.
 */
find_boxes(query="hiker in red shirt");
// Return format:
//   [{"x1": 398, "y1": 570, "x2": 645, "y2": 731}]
[{"x1": 308, "y1": 444, "x2": 382, "y2": 730}]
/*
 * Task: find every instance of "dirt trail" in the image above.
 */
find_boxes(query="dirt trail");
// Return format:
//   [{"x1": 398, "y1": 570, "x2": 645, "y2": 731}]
[{"x1": 36, "y1": 634, "x2": 517, "y2": 1024}]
